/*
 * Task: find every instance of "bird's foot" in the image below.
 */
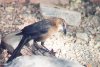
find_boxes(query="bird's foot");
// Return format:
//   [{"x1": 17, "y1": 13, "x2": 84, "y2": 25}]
[{"x1": 49, "y1": 49, "x2": 56, "y2": 56}]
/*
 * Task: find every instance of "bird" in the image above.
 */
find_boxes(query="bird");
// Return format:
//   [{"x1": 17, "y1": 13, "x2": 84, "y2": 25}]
[{"x1": 7, "y1": 17, "x2": 67, "y2": 63}]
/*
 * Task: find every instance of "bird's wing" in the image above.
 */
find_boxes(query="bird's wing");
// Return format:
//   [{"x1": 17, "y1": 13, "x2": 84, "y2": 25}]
[{"x1": 21, "y1": 19, "x2": 52, "y2": 35}]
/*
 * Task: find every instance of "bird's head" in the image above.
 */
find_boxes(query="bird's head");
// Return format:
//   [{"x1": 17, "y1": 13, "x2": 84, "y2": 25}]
[{"x1": 50, "y1": 17, "x2": 67, "y2": 35}]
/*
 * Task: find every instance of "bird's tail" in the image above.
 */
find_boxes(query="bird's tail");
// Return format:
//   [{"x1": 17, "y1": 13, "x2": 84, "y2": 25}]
[
  {"x1": 16, "y1": 32, "x2": 23, "y2": 35},
  {"x1": 7, "y1": 35, "x2": 30, "y2": 63}
]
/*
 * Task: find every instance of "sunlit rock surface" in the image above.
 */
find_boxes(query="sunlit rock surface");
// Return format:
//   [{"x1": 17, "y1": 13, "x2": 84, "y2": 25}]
[
  {"x1": 5, "y1": 55, "x2": 84, "y2": 67},
  {"x1": 40, "y1": 4, "x2": 81, "y2": 26}
]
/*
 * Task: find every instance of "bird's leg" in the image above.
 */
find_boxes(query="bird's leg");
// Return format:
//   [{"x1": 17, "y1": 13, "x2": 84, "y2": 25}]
[
  {"x1": 33, "y1": 41, "x2": 49, "y2": 52},
  {"x1": 41, "y1": 41, "x2": 44, "y2": 45},
  {"x1": 41, "y1": 41, "x2": 49, "y2": 52},
  {"x1": 34, "y1": 41, "x2": 38, "y2": 47},
  {"x1": 34, "y1": 40, "x2": 40, "y2": 50}
]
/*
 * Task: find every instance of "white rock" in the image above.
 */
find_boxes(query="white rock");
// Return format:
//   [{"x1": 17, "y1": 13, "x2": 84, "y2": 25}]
[
  {"x1": 95, "y1": 42, "x2": 100, "y2": 49},
  {"x1": 95, "y1": 33, "x2": 100, "y2": 42},
  {"x1": 5, "y1": 6, "x2": 14, "y2": 13},
  {"x1": 5, "y1": 55, "x2": 83, "y2": 67},
  {"x1": 76, "y1": 33, "x2": 89, "y2": 42},
  {"x1": 40, "y1": 4, "x2": 81, "y2": 26},
  {"x1": 1, "y1": 32, "x2": 22, "y2": 53},
  {"x1": 1, "y1": 32, "x2": 32, "y2": 53}
]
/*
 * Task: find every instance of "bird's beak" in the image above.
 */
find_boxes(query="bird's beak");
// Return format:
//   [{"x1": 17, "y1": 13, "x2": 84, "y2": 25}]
[{"x1": 62, "y1": 22, "x2": 67, "y2": 35}]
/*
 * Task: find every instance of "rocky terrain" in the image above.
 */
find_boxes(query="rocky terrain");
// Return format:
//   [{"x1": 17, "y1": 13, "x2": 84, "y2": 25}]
[{"x1": 0, "y1": 0, "x2": 100, "y2": 67}]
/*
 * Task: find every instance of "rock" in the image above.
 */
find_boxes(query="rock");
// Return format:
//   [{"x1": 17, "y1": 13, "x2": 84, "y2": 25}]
[
  {"x1": 95, "y1": 33, "x2": 100, "y2": 42},
  {"x1": 5, "y1": 55, "x2": 83, "y2": 67},
  {"x1": 39, "y1": 0, "x2": 69, "y2": 7},
  {"x1": 1, "y1": 31, "x2": 23, "y2": 53},
  {"x1": 5, "y1": 6, "x2": 14, "y2": 13},
  {"x1": 76, "y1": 33, "x2": 89, "y2": 42},
  {"x1": 40, "y1": 4, "x2": 81, "y2": 26},
  {"x1": 95, "y1": 42, "x2": 100, "y2": 49}
]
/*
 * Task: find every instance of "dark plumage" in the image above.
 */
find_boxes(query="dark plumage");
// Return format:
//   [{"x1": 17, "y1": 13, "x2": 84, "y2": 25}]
[{"x1": 7, "y1": 17, "x2": 67, "y2": 63}]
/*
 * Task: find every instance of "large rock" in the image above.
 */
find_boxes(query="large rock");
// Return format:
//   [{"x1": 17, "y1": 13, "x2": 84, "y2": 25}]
[
  {"x1": 5, "y1": 55, "x2": 83, "y2": 67},
  {"x1": 1, "y1": 31, "x2": 23, "y2": 53},
  {"x1": 40, "y1": 4, "x2": 81, "y2": 26}
]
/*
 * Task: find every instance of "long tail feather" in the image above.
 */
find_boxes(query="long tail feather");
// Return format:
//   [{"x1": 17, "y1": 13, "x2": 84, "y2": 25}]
[
  {"x1": 16, "y1": 32, "x2": 23, "y2": 35},
  {"x1": 7, "y1": 35, "x2": 30, "y2": 63}
]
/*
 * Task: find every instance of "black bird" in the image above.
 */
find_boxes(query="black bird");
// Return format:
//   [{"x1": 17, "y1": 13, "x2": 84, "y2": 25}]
[{"x1": 7, "y1": 17, "x2": 67, "y2": 63}]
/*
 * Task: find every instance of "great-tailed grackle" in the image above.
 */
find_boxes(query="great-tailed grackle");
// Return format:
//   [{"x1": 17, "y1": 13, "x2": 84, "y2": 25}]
[{"x1": 7, "y1": 17, "x2": 67, "y2": 63}]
